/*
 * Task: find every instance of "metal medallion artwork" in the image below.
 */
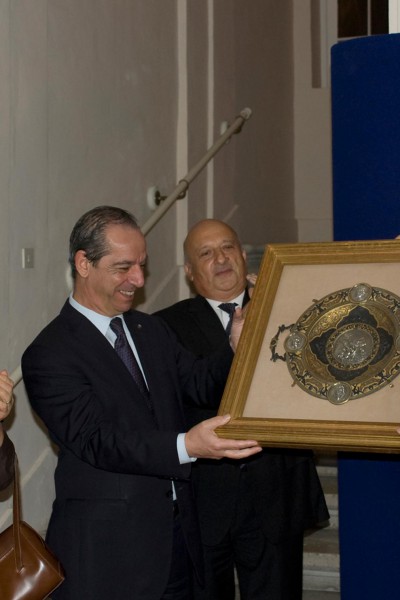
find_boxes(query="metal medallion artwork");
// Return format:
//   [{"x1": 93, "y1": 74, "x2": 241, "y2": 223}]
[{"x1": 273, "y1": 283, "x2": 400, "y2": 405}]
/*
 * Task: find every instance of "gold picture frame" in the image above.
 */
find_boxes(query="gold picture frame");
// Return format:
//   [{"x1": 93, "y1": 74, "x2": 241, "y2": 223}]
[{"x1": 216, "y1": 240, "x2": 400, "y2": 453}]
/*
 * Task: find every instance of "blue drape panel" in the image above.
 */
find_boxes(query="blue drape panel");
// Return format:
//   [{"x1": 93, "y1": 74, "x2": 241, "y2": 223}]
[{"x1": 332, "y1": 33, "x2": 400, "y2": 599}]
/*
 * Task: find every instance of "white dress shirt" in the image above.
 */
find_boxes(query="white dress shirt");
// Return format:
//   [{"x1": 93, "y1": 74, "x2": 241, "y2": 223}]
[{"x1": 206, "y1": 291, "x2": 246, "y2": 328}]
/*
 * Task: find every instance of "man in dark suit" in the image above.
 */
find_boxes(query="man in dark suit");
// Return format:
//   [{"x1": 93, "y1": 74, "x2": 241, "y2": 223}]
[
  {"x1": 21, "y1": 206, "x2": 262, "y2": 600},
  {"x1": 0, "y1": 370, "x2": 15, "y2": 490},
  {"x1": 155, "y1": 219, "x2": 329, "y2": 600}
]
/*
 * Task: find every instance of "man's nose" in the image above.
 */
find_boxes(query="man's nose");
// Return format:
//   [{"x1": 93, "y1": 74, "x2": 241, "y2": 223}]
[
  {"x1": 215, "y1": 248, "x2": 228, "y2": 262},
  {"x1": 128, "y1": 265, "x2": 145, "y2": 287}
]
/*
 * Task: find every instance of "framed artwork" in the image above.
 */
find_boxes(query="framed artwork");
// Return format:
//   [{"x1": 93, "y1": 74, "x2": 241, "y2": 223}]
[{"x1": 217, "y1": 240, "x2": 400, "y2": 453}]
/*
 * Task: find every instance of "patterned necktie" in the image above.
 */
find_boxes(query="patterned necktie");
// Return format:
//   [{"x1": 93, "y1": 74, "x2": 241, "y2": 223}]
[
  {"x1": 218, "y1": 302, "x2": 238, "y2": 337},
  {"x1": 110, "y1": 317, "x2": 149, "y2": 399}
]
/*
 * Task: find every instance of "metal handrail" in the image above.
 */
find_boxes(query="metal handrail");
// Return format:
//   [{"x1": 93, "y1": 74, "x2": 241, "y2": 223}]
[
  {"x1": 10, "y1": 107, "x2": 252, "y2": 387},
  {"x1": 142, "y1": 107, "x2": 252, "y2": 235}
]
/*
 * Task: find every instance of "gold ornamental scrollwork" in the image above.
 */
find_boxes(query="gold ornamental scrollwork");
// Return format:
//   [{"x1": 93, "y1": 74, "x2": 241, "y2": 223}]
[{"x1": 273, "y1": 283, "x2": 400, "y2": 405}]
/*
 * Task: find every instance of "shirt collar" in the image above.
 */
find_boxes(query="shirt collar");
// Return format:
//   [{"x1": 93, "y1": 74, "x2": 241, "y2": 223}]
[
  {"x1": 69, "y1": 294, "x2": 122, "y2": 337},
  {"x1": 206, "y1": 290, "x2": 245, "y2": 313}
]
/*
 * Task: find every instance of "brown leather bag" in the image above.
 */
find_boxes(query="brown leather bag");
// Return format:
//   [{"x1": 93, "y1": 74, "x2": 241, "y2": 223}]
[{"x1": 0, "y1": 458, "x2": 65, "y2": 599}]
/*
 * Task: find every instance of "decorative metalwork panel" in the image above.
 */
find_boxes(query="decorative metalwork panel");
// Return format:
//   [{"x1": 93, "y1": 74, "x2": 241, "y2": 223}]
[{"x1": 275, "y1": 284, "x2": 400, "y2": 404}]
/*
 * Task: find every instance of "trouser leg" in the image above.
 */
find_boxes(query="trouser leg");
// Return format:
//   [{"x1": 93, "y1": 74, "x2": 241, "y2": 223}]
[
  {"x1": 161, "y1": 512, "x2": 194, "y2": 600},
  {"x1": 236, "y1": 533, "x2": 304, "y2": 600},
  {"x1": 193, "y1": 533, "x2": 236, "y2": 600}
]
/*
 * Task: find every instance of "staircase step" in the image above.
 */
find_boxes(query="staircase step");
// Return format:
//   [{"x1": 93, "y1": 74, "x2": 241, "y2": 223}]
[
  {"x1": 324, "y1": 508, "x2": 338, "y2": 529},
  {"x1": 303, "y1": 569, "x2": 341, "y2": 594},
  {"x1": 304, "y1": 527, "x2": 339, "y2": 563},
  {"x1": 315, "y1": 451, "x2": 338, "y2": 467},
  {"x1": 317, "y1": 459, "x2": 339, "y2": 514},
  {"x1": 321, "y1": 487, "x2": 338, "y2": 518},
  {"x1": 303, "y1": 589, "x2": 341, "y2": 599},
  {"x1": 303, "y1": 454, "x2": 340, "y2": 595},
  {"x1": 304, "y1": 522, "x2": 340, "y2": 592}
]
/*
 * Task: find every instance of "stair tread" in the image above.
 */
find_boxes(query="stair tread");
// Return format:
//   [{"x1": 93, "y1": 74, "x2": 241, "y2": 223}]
[
  {"x1": 317, "y1": 464, "x2": 338, "y2": 476},
  {"x1": 304, "y1": 552, "x2": 340, "y2": 570},
  {"x1": 303, "y1": 590, "x2": 340, "y2": 600},
  {"x1": 303, "y1": 454, "x2": 340, "y2": 597},
  {"x1": 314, "y1": 452, "x2": 338, "y2": 467},
  {"x1": 320, "y1": 475, "x2": 338, "y2": 493},
  {"x1": 304, "y1": 526, "x2": 339, "y2": 553}
]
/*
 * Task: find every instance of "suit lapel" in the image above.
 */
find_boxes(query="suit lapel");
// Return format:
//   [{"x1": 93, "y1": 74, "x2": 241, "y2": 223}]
[
  {"x1": 189, "y1": 292, "x2": 250, "y2": 348},
  {"x1": 188, "y1": 296, "x2": 227, "y2": 348},
  {"x1": 61, "y1": 302, "x2": 147, "y2": 396},
  {"x1": 122, "y1": 310, "x2": 185, "y2": 429}
]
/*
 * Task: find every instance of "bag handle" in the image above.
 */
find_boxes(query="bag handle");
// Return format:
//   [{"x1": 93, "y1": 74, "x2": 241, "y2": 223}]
[{"x1": 11, "y1": 457, "x2": 23, "y2": 572}]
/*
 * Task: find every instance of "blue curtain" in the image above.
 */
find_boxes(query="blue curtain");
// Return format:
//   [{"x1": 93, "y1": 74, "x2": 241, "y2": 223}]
[{"x1": 332, "y1": 33, "x2": 400, "y2": 599}]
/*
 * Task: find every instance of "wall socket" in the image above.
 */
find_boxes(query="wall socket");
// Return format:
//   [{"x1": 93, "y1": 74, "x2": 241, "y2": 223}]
[{"x1": 22, "y1": 248, "x2": 35, "y2": 269}]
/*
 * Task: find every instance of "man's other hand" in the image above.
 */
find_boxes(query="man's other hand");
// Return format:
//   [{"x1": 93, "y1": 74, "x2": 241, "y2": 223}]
[{"x1": 185, "y1": 414, "x2": 262, "y2": 460}]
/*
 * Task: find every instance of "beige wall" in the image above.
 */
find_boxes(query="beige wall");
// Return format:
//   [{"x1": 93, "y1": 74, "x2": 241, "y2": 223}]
[
  {"x1": 1, "y1": 0, "x2": 182, "y2": 531},
  {"x1": 0, "y1": 1, "x2": 333, "y2": 532},
  {"x1": 230, "y1": 0, "x2": 298, "y2": 245},
  {"x1": 294, "y1": 1, "x2": 333, "y2": 242}
]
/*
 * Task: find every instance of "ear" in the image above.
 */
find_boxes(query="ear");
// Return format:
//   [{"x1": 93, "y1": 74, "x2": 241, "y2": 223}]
[
  {"x1": 74, "y1": 250, "x2": 90, "y2": 278},
  {"x1": 241, "y1": 247, "x2": 247, "y2": 262},
  {"x1": 184, "y1": 262, "x2": 193, "y2": 282}
]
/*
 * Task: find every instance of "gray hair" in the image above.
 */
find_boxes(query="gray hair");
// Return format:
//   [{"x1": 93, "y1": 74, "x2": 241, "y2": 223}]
[{"x1": 69, "y1": 205, "x2": 139, "y2": 279}]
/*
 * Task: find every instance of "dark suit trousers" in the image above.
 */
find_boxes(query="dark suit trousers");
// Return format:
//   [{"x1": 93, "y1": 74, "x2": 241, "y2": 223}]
[
  {"x1": 193, "y1": 466, "x2": 304, "y2": 600},
  {"x1": 161, "y1": 506, "x2": 194, "y2": 600}
]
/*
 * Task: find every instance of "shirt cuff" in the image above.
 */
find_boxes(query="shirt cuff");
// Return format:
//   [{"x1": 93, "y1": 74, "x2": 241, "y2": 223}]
[{"x1": 177, "y1": 433, "x2": 197, "y2": 464}]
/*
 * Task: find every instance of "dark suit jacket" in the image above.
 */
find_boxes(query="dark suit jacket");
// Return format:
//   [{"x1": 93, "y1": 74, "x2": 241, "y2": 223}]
[
  {"x1": 21, "y1": 300, "x2": 233, "y2": 600},
  {"x1": 0, "y1": 431, "x2": 15, "y2": 490},
  {"x1": 155, "y1": 295, "x2": 329, "y2": 546}
]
